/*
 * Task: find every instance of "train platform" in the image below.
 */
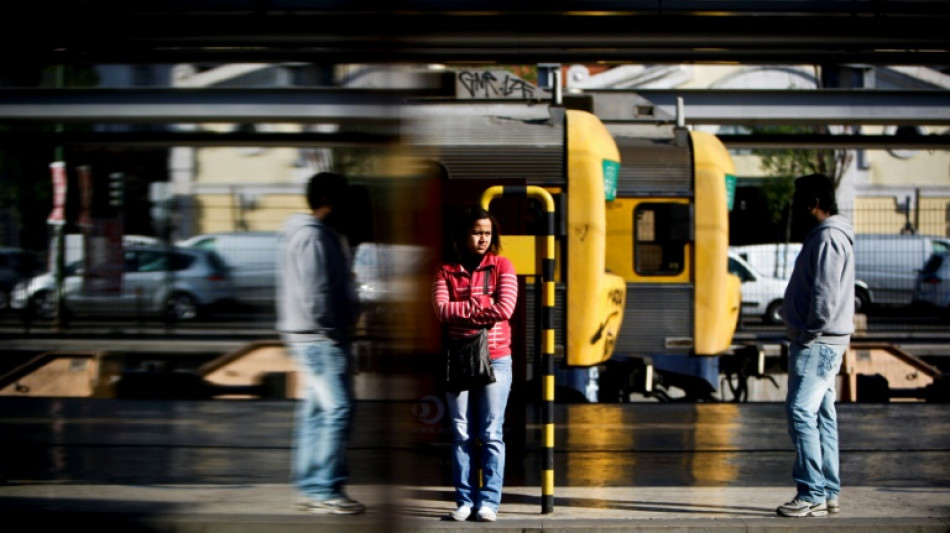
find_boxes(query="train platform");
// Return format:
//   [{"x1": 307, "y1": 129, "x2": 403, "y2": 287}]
[
  {"x1": 2, "y1": 481, "x2": 949, "y2": 532},
  {"x1": 1, "y1": 398, "x2": 948, "y2": 532}
]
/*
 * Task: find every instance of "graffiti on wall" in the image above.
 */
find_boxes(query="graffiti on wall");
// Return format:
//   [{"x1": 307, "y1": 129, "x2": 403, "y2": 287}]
[{"x1": 456, "y1": 70, "x2": 549, "y2": 100}]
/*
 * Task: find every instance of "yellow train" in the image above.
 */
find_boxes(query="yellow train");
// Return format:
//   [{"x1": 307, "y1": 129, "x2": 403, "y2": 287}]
[{"x1": 403, "y1": 70, "x2": 742, "y2": 402}]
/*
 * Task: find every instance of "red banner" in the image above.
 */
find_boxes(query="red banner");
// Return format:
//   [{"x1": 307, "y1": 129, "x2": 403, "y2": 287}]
[
  {"x1": 77, "y1": 165, "x2": 93, "y2": 227},
  {"x1": 47, "y1": 162, "x2": 67, "y2": 225}
]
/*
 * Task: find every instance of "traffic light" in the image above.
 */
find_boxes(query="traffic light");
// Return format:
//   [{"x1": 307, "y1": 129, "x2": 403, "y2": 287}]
[{"x1": 108, "y1": 172, "x2": 125, "y2": 211}]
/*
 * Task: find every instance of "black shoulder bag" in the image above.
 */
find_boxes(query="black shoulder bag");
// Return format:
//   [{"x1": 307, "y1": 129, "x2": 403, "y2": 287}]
[{"x1": 444, "y1": 269, "x2": 496, "y2": 392}]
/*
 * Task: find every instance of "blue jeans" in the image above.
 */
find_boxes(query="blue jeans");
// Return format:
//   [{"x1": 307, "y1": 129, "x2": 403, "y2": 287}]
[
  {"x1": 785, "y1": 342, "x2": 845, "y2": 504},
  {"x1": 445, "y1": 356, "x2": 513, "y2": 512},
  {"x1": 286, "y1": 339, "x2": 354, "y2": 500}
]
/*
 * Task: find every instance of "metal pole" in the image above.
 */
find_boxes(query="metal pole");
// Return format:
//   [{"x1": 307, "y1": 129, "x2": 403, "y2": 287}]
[
  {"x1": 52, "y1": 65, "x2": 66, "y2": 331},
  {"x1": 676, "y1": 96, "x2": 685, "y2": 128},
  {"x1": 481, "y1": 184, "x2": 557, "y2": 514},
  {"x1": 914, "y1": 188, "x2": 921, "y2": 234}
]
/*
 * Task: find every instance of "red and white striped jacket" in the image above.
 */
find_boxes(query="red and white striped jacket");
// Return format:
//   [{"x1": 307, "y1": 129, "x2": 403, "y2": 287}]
[{"x1": 431, "y1": 253, "x2": 518, "y2": 360}]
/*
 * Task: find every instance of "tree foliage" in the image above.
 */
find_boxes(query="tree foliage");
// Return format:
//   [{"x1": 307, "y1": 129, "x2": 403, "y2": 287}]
[
  {"x1": 752, "y1": 124, "x2": 852, "y2": 187},
  {"x1": 751, "y1": 124, "x2": 854, "y2": 236}
]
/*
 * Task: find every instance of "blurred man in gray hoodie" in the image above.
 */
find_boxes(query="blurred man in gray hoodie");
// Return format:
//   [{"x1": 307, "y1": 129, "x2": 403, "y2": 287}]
[
  {"x1": 777, "y1": 173, "x2": 855, "y2": 518},
  {"x1": 276, "y1": 172, "x2": 363, "y2": 515}
]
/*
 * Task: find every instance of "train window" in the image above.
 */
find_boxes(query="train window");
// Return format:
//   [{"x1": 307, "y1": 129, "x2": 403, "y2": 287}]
[{"x1": 634, "y1": 203, "x2": 691, "y2": 276}]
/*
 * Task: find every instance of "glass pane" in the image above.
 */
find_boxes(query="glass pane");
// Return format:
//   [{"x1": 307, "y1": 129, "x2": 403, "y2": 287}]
[{"x1": 634, "y1": 203, "x2": 687, "y2": 276}]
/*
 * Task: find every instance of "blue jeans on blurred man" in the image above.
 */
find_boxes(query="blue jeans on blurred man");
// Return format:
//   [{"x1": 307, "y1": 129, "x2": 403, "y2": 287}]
[
  {"x1": 286, "y1": 339, "x2": 354, "y2": 500},
  {"x1": 785, "y1": 342, "x2": 846, "y2": 504}
]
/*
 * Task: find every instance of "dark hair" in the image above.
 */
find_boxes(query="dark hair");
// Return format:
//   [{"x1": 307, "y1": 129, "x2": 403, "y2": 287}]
[
  {"x1": 306, "y1": 172, "x2": 348, "y2": 211},
  {"x1": 450, "y1": 205, "x2": 502, "y2": 262},
  {"x1": 794, "y1": 173, "x2": 838, "y2": 215}
]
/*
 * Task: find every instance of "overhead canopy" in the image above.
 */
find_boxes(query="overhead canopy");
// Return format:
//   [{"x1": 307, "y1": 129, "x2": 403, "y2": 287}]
[{"x1": 2, "y1": 1, "x2": 949, "y2": 66}]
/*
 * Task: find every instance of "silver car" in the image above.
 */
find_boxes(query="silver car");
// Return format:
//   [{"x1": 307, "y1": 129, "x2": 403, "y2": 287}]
[
  {"x1": 913, "y1": 252, "x2": 950, "y2": 315},
  {"x1": 176, "y1": 231, "x2": 278, "y2": 308},
  {"x1": 855, "y1": 234, "x2": 950, "y2": 307},
  {"x1": 11, "y1": 245, "x2": 235, "y2": 321}
]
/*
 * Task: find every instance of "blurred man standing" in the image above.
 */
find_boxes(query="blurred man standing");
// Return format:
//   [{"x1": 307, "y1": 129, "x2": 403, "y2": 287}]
[
  {"x1": 276, "y1": 171, "x2": 364, "y2": 515},
  {"x1": 777, "y1": 173, "x2": 855, "y2": 518}
]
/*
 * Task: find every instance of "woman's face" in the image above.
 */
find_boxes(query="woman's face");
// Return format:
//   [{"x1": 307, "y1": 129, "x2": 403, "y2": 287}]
[{"x1": 466, "y1": 218, "x2": 493, "y2": 256}]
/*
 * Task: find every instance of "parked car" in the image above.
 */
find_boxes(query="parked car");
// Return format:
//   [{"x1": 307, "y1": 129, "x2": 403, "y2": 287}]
[
  {"x1": 728, "y1": 251, "x2": 789, "y2": 324},
  {"x1": 11, "y1": 245, "x2": 234, "y2": 321},
  {"x1": 176, "y1": 232, "x2": 278, "y2": 308},
  {"x1": 729, "y1": 240, "x2": 876, "y2": 313},
  {"x1": 728, "y1": 249, "x2": 870, "y2": 324},
  {"x1": 854, "y1": 233, "x2": 950, "y2": 307},
  {"x1": 63, "y1": 233, "x2": 163, "y2": 265},
  {"x1": 353, "y1": 242, "x2": 432, "y2": 304},
  {"x1": 913, "y1": 251, "x2": 950, "y2": 315},
  {"x1": 730, "y1": 242, "x2": 802, "y2": 281},
  {"x1": 0, "y1": 247, "x2": 42, "y2": 311}
]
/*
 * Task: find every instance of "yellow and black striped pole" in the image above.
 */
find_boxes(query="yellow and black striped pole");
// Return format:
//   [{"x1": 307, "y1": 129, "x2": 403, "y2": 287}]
[{"x1": 481, "y1": 185, "x2": 557, "y2": 514}]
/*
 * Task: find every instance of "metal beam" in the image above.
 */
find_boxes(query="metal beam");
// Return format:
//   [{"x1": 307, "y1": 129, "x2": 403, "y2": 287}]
[
  {"x1": 0, "y1": 130, "x2": 942, "y2": 150},
  {"x1": 0, "y1": 88, "x2": 413, "y2": 123},
  {"x1": 3, "y1": 88, "x2": 949, "y2": 127},
  {"x1": 588, "y1": 89, "x2": 950, "y2": 126},
  {"x1": 717, "y1": 134, "x2": 950, "y2": 150},
  {"x1": 0, "y1": 131, "x2": 401, "y2": 148}
]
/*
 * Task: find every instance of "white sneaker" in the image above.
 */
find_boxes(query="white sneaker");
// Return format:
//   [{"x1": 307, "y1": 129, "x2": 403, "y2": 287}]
[
  {"x1": 776, "y1": 498, "x2": 827, "y2": 517},
  {"x1": 298, "y1": 495, "x2": 366, "y2": 515},
  {"x1": 477, "y1": 507, "x2": 497, "y2": 522},
  {"x1": 827, "y1": 498, "x2": 840, "y2": 513},
  {"x1": 449, "y1": 505, "x2": 471, "y2": 521}
]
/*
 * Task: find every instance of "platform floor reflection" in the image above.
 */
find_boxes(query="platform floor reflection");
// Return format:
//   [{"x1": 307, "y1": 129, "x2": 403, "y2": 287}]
[{"x1": 1, "y1": 399, "x2": 947, "y2": 490}]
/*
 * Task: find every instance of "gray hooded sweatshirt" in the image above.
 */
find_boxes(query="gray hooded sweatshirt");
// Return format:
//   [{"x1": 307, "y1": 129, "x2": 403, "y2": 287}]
[
  {"x1": 275, "y1": 212, "x2": 360, "y2": 342},
  {"x1": 783, "y1": 214, "x2": 856, "y2": 346}
]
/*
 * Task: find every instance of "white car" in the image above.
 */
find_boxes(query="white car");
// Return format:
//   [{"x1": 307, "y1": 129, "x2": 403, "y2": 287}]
[
  {"x1": 353, "y1": 242, "x2": 432, "y2": 304},
  {"x1": 729, "y1": 244, "x2": 871, "y2": 324},
  {"x1": 730, "y1": 242, "x2": 802, "y2": 280},
  {"x1": 728, "y1": 251, "x2": 789, "y2": 324}
]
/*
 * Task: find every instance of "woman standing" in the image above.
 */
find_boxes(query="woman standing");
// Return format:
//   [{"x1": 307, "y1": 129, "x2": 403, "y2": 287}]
[{"x1": 431, "y1": 205, "x2": 518, "y2": 522}]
